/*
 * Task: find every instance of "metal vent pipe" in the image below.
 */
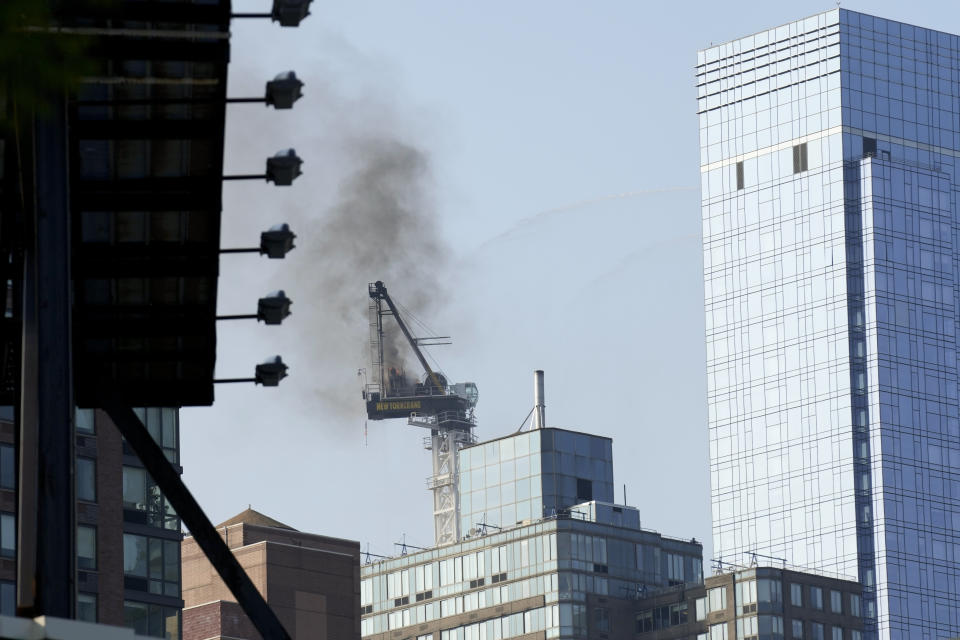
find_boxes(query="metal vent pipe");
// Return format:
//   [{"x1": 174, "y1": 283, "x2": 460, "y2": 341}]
[{"x1": 533, "y1": 370, "x2": 545, "y2": 429}]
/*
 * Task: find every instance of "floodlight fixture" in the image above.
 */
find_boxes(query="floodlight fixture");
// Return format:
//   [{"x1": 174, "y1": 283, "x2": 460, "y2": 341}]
[
  {"x1": 265, "y1": 72, "x2": 304, "y2": 109},
  {"x1": 257, "y1": 290, "x2": 292, "y2": 325},
  {"x1": 216, "y1": 290, "x2": 292, "y2": 325},
  {"x1": 255, "y1": 355, "x2": 289, "y2": 386},
  {"x1": 231, "y1": 0, "x2": 312, "y2": 27},
  {"x1": 260, "y1": 223, "x2": 296, "y2": 258},
  {"x1": 272, "y1": 0, "x2": 312, "y2": 27},
  {"x1": 214, "y1": 355, "x2": 289, "y2": 386},
  {"x1": 220, "y1": 223, "x2": 296, "y2": 258},
  {"x1": 265, "y1": 149, "x2": 303, "y2": 186}
]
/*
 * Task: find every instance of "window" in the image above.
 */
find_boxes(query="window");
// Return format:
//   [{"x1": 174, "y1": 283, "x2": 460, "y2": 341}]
[
  {"x1": 592, "y1": 607, "x2": 610, "y2": 632},
  {"x1": 736, "y1": 161, "x2": 744, "y2": 190},
  {"x1": 0, "y1": 581, "x2": 12, "y2": 616},
  {"x1": 850, "y1": 593, "x2": 861, "y2": 617},
  {"x1": 75, "y1": 408, "x2": 95, "y2": 434},
  {"x1": 737, "y1": 615, "x2": 757, "y2": 639},
  {"x1": 851, "y1": 632, "x2": 862, "y2": 640},
  {"x1": 792, "y1": 143, "x2": 808, "y2": 173},
  {"x1": 830, "y1": 590, "x2": 842, "y2": 614},
  {"x1": 757, "y1": 579, "x2": 781, "y2": 604},
  {"x1": 123, "y1": 600, "x2": 181, "y2": 640},
  {"x1": 666, "y1": 552, "x2": 684, "y2": 584},
  {"x1": 810, "y1": 586, "x2": 823, "y2": 610},
  {"x1": 0, "y1": 513, "x2": 14, "y2": 558},
  {"x1": 696, "y1": 596, "x2": 707, "y2": 620},
  {"x1": 132, "y1": 408, "x2": 178, "y2": 463},
  {"x1": 0, "y1": 444, "x2": 13, "y2": 489},
  {"x1": 635, "y1": 610, "x2": 652, "y2": 633},
  {"x1": 77, "y1": 525, "x2": 97, "y2": 570},
  {"x1": 792, "y1": 619, "x2": 803, "y2": 639},
  {"x1": 123, "y1": 534, "x2": 179, "y2": 597},
  {"x1": 77, "y1": 457, "x2": 96, "y2": 502},
  {"x1": 710, "y1": 622, "x2": 729, "y2": 640},
  {"x1": 863, "y1": 136, "x2": 877, "y2": 157},
  {"x1": 77, "y1": 593, "x2": 97, "y2": 622},
  {"x1": 810, "y1": 622, "x2": 824, "y2": 640},
  {"x1": 790, "y1": 583, "x2": 802, "y2": 607},
  {"x1": 736, "y1": 579, "x2": 757, "y2": 615},
  {"x1": 576, "y1": 478, "x2": 592, "y2": 502},
  {"x1": 709, "y1": 586, "x2": 727, "y2": 612},
  {"x1": 831, "y1": 627, "x2": 843, "y2": 640},
  {"x1": 122, "y1": 466, "x2": 179, "y2": 530}
]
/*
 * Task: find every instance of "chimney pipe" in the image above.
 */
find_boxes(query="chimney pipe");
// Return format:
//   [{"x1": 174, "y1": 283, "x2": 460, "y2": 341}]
[{"x1": 533, "y1": 370, "x2": 545, "y2": 429}]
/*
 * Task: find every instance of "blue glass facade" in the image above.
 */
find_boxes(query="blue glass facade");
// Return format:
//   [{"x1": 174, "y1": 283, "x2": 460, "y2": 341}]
[
  {"x1": 458, "y1": 428, "x2": 614, "y2": 537},
  {"x1": 699, "y1": 10, "x2": 960, "y2": 639},
  {"x1": 361, "y1": 426, "x2": 700, "y2": 640}
]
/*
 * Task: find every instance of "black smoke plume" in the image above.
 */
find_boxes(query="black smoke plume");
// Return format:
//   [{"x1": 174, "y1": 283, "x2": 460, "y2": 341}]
[{"x1": 289, "y1": 134, "x2": 449, "y2": 416}]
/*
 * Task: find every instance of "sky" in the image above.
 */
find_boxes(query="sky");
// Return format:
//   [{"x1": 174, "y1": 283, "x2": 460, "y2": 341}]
[{"x1": 181, "y1": 0, "x2": 960, "y2": 571}]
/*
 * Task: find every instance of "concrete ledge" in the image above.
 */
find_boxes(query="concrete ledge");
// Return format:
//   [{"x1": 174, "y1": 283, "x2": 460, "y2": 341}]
[{"x1": 0, "y1": 615, "x2": 152, "y2": 640}]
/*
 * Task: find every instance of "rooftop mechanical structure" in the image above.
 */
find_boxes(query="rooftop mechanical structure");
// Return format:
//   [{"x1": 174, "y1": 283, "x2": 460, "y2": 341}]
[{"x1": 363, "y1": 281, "x2": 478, "y2": 546}]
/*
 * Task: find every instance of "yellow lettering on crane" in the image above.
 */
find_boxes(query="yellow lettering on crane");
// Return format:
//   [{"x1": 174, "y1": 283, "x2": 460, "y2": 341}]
[{"x1": 376, "y1": 400, "x2": 422, "y2": 411}]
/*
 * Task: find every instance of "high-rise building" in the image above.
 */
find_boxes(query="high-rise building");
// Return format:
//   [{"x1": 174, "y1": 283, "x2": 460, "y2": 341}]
[
  {"x1": 360, "y1": 425, "x2": 704, "y2": 640},
  {"x1": 699, "y1": 9, "x2": 960, "y2": 637},
  {"x1": 0, "y1": 407, "x2": 183, "y2": 636}
]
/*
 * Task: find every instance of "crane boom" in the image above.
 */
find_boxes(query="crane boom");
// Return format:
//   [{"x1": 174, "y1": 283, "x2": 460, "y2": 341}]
[{"x1": 370, "y1": 281, "x2": 446, "y2": 395}]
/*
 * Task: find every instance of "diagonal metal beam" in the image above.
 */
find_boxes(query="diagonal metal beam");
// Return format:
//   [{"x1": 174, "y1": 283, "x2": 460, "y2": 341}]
[{"x1": 102, "y1": 404, "x2": 291, "y2": 640}]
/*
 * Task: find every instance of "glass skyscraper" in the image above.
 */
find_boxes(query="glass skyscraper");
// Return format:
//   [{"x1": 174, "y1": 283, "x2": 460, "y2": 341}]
[{"x1": 699, "y1": 10, "x2": 960, "y2": 638}]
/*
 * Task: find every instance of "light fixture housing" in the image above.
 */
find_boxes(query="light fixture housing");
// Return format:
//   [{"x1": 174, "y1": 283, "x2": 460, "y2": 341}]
[
  {"x1": 259, "y1": 223, "x2": 296, "y2": 259},
  {"x1": 255, "y1": 355, "x2": 289, "y2": 386},
  {"x1": 257, "y1": 290, "x2": 292, "y2": 325},
  {"x1": 271, "y1": 0, "x2": 312, "y2": 27},
  {"x1": 265, "y1": 148, "x2": 303, "y2": 186},
  {"x1": 265, "y1": 71, "x2": 304, "y2": 109}
]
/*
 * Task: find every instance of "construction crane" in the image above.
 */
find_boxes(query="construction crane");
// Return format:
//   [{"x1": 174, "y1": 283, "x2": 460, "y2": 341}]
[{"x1": 362, "y1": 281, "x2": 478, "y2": 546}]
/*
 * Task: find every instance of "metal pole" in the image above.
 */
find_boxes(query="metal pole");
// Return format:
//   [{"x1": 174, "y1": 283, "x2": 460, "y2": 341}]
[
  {"x1": 103, "y1": 405, "x2": 292, "y2": 640},
  {"x1": 222, "y1": 174, "x2": 267, "y2": 181},
  {"x1": 219, "y1": 248, "x2": 260, "y2": 254},
  {"x1": 215, "y1": 314, "x2": 258, "y2": 321},
  {"x1": 213, "y1": 378, "x2": 257, "y2": 384},
  {"x1": 25, "y1": 99, "x2": 75, "y2": 618},
  {"x1": 533, "y1": 370, "x2": 545, "y2": 429},
  {"x1": 73, "y1": 97, "x2": 266, "y2": 106}
]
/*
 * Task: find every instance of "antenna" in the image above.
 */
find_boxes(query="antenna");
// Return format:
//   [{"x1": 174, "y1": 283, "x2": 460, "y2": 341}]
[
  {"x1": 363, "y1": 543, "x2": 390, "y2": 564},
  {"x1": 394, "y1": 534, "x2": 429, "y2": 556}
]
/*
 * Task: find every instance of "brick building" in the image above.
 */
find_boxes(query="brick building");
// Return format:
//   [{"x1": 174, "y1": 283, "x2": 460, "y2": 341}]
[
  {"x1": 182, "y1": 508, "x2": 360, "y2": 640},
  {"x1": 0, "y1": 408, "x2": 183, "y2": 635}
]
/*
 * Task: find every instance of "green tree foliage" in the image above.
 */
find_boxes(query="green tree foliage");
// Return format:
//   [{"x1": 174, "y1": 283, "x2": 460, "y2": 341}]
[{"x1": 0, "y1": 0, "x2": 94, "y2": 123}]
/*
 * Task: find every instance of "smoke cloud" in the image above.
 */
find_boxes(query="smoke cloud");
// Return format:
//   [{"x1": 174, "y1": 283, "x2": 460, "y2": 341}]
[
  {"x1": 285, "y1": 131, "x2": 450, "y2": 418},
  {"x1": 217, "y1": 34, "x2": 453, "y2": 427}
]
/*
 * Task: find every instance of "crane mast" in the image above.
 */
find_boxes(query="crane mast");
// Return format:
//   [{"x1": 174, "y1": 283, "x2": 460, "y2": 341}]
[{"x1": 363, "y1": 281, "x2": 478, "y2": 546}]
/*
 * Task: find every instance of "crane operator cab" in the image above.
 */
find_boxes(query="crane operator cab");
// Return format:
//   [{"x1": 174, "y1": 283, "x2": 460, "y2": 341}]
[{"x1": 451, "y1": 382, "x2": 479, "y2": 409}]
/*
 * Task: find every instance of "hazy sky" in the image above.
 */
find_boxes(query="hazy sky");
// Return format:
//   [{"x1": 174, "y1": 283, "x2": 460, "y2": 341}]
[{"x1": 182, "y1": 1, "x2": 959, "y2": 570}]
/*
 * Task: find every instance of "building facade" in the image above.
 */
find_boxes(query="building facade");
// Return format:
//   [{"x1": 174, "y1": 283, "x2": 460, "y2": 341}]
[
  {"x1": 628, "y1": 565, "x2": 863, "y2": 640},
  {"x1": 699, "y1": 10, "x2": 960, "y2": 637},
  {"x1": 458, "y1": 428, "x2": 614, "y2": 537},
  {"x1": 0, "y1": 407, "x2": 183, "y2": 637},
  {"x1": 361, "y1": 427, "x2": 703, "y2": 640},
  {"x1": 181, "y1": 508, "x2": 360, "y2": 640}
]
